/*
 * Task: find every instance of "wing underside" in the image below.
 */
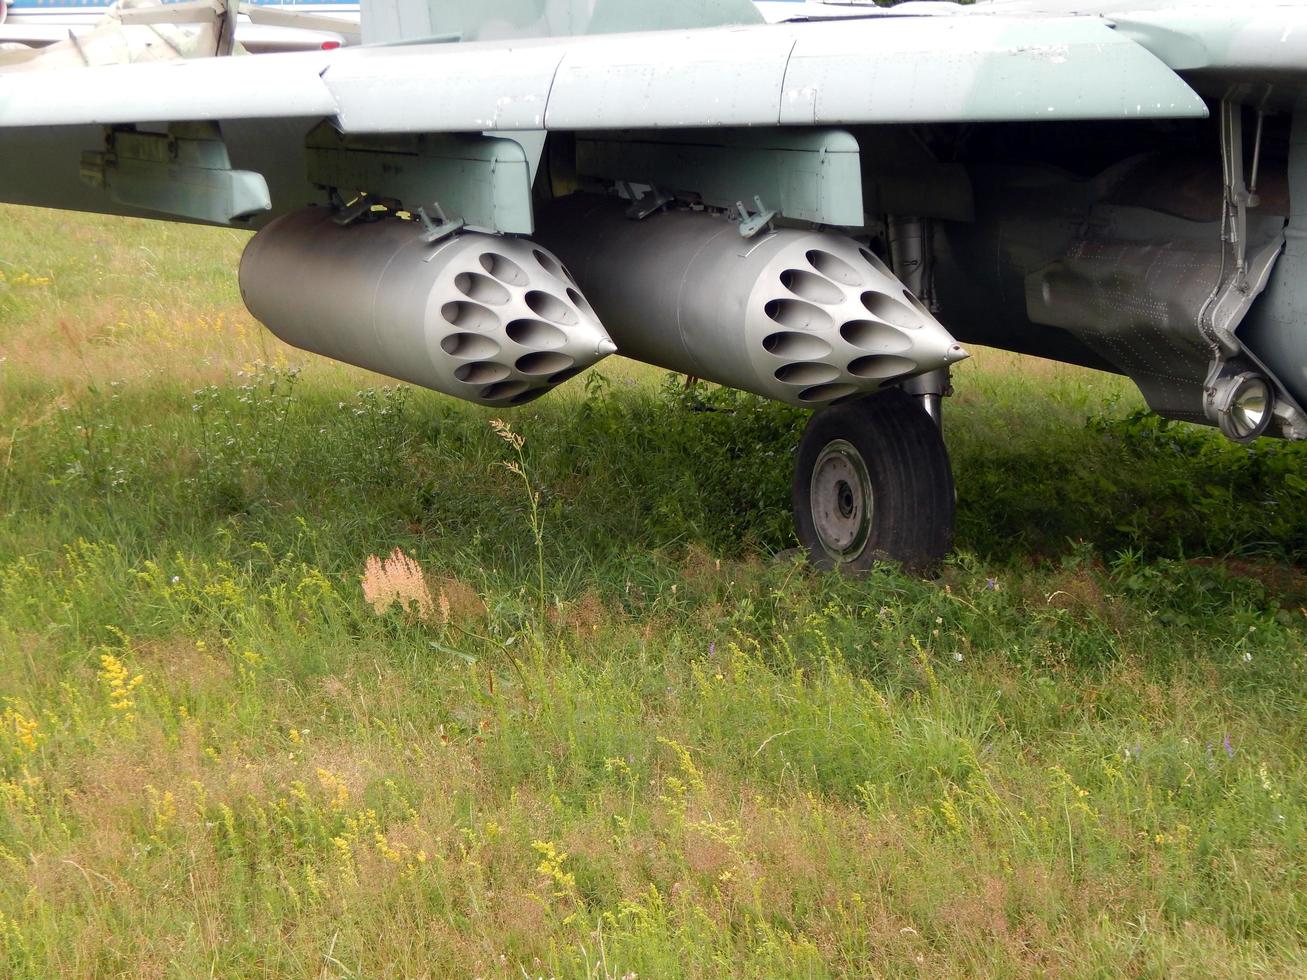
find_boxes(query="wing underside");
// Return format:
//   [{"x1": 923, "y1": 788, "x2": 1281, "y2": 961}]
[{"x1": 0, "y1": 11, "x2": 1212, "y2": 227}]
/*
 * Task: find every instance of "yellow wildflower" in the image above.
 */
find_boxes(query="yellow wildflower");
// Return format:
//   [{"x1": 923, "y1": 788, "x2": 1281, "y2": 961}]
[
  {"x1": 317, "y1": 768, "x2": 350, "y2": 810},
  {"x1": 1, "y1": 708, "x2": 39, "y2": 753},
  {"x1": 98, "y1": 653, "x2": 143, "y2": 718}
]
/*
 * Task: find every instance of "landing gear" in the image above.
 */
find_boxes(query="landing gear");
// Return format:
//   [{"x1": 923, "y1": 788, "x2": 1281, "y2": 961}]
[{"x1": 792, "y1": 387, "x2": 954, "y2": 573}]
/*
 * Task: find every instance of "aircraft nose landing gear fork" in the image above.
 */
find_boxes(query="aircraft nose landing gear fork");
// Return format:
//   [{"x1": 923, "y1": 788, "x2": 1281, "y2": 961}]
[{"x1": 792, "y1": 385, "x2": 955, "y2": 574}]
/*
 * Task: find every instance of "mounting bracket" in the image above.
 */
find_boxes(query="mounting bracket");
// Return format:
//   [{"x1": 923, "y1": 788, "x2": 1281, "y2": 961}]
[
  {"x1": 414, "y1": 203, "x2": 466, "y2": 243},
  {"x1": 732, "y1": 196, "x2": 777, "y2": 238},
  {"x1": 619, "y1": 181, "x2": 675, "y2": 220},
  {"x1": 80, "y1": 122, "x2": 269, "y2": 225},
  {"x1": 575, "y1": 127, "x2": 864, "y2": 228},
  {"x1": 306, "y1": 123, "x2": 533, "y2": 235}
]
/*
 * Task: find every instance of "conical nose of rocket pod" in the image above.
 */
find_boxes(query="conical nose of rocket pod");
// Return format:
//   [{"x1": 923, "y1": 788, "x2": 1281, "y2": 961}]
[
  {"x1": 428, "y1": 236, "x2": 617, "y2": 407},
  {"x1": 739, "y1": 232, "x2": 969, "y2": 406}
]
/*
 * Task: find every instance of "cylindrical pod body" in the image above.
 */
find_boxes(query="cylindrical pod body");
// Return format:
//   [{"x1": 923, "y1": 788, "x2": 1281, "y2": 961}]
[
  {"x1": 535, "y1": 195, "x2": 964, "y2": 406},
  {"x1": 239, "y1": 207, "x2": 614, "y2": 406}
]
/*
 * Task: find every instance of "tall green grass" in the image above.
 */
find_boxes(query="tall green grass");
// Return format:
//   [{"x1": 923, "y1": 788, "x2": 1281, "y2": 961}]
[{"x1": 0, "y1": 206, "x2": 1303, "y2": 976}]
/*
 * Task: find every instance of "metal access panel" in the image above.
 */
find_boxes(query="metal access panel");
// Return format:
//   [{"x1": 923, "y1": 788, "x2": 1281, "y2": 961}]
[
  {"x1": 306, "y1": 124, "x2": 534, "y2": 234},
  {"x1": 574, "y1": 128, "x2": 863, "y2": 227}
]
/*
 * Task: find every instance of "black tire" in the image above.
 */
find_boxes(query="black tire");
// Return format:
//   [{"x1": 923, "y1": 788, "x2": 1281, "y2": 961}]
[{"x1": 792, "y1": 388, "x2": 954, "y2": 573}]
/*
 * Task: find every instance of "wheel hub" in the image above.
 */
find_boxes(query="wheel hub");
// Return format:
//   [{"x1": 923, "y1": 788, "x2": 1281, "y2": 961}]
[
  {"x1": 809, "y1": 438, "x2": 872, "y2": 562},
  {"x1": 836, "y1": 481, "x2": 855, "y2": 519}
]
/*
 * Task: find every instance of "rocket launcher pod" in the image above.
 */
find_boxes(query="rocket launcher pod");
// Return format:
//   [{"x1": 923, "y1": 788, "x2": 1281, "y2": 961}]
[
  {"x1": 239, "y1": 206, "x2": 616, "y2": 407},
  {"x1": 535, "y1": 195, "x2": 966, "y2": 406}
]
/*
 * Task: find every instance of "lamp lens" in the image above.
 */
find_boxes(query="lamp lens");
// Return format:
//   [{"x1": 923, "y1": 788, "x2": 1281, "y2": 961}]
[{"x1": 1232, "y1": 379, "x2": 1271, "y2": 437}]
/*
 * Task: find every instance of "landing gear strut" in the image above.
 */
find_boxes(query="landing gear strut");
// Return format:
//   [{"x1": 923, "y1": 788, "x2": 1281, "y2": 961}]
[{"x1": 792, "y1": 386, "x2": 955, "y2": 573}]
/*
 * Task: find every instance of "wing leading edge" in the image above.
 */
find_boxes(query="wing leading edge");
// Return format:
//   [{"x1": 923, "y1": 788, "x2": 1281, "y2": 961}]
[{"x1": 0, "y1": 15, "x2": 1207, "y2": 133}]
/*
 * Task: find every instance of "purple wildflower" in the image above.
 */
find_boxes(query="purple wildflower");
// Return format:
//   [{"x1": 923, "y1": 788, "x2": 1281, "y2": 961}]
[{"x1": 1223, "y1": 735, "x2": 1234, "y2": 758}]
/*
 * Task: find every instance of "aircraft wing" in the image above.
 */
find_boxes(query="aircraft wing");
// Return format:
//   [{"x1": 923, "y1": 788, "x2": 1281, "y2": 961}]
[
  {"x1": 3, "y1": 0, "x2": 1307, "y2": 568},
  {"x1": 0, "y1": 14, "x2": 1207, "y2": 131}
]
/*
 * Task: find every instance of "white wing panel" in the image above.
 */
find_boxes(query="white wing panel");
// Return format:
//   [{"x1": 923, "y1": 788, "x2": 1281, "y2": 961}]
[
  {"x1": 544, "y1": 27, "x2": 794, "y2": 129},
  {"x1": 326, "y1": 40, "x2": 564, "y2": 132},
  {"x1": 780, "y1": 16, "x2": 1208, "y2": 125},
  {"x1": 0, "y1": 51, "x2": 337, "y2": 126}
]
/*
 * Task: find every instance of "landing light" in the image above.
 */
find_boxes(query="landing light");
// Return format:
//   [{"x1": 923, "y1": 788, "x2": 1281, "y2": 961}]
[{"x1": 1212, "y1": 372, "x2": 1275, "y2": 442}]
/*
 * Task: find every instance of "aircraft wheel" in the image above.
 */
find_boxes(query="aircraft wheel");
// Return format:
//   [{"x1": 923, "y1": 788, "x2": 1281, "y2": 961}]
[{"x1": 792, "y1": 388, "x2": 955, "y2": 573}]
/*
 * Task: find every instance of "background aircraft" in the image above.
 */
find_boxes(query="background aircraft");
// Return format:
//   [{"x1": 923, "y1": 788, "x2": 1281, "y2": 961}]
[
  {"x1": 0, "y1": 0, "x2": 357, "y2": 52},
  {"x1": 0, "y1": 0, "x2": 887, "y2": 55},
  {"x1": 0, "y1": 0, "x2": 1303, "y2": 571}
]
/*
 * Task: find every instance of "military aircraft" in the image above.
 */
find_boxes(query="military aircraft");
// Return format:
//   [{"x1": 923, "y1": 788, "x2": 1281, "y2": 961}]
[
  {"x1": 0, "y1": 0, "x2": 357, "y2": 53},
  {"x1": 0, "y1": 0, "x2": 1303, "y2": 571},
  {"x1": 0, "y1": 0, "x2": 893, "y2": 66}
]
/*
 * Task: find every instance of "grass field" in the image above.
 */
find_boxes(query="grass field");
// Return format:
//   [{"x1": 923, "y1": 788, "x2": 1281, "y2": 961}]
[{"x1": 0, "y1": 204, "x2": 1305, "y2": 977}]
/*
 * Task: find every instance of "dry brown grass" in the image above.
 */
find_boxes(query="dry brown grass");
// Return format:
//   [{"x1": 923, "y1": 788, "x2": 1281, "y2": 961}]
[
  {"x1": 548, "y1": 589, "x2": 608, "y2": 636},
  {"x1": 3, "y1": 301, "x2": 297, "y2": 386},
  {"x1": 361, "y1": 548, "x2": 437, "y2": 622},
  {"x1": 435, "y1": 575, "x2": 487, "y2": 626}
]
